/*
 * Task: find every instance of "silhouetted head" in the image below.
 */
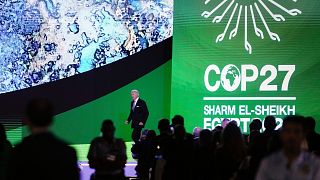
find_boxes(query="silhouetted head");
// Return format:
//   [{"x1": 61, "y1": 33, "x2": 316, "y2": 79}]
[
  {"x1": 174, "y1": 125, "x2": 186, "y2": 140},
  {"x1": 140, "y1": 129, "x2": 149, "y2": 141},
  {"x1": 25, "y1": 98, "x2": 54, "y2": 128},
  {"x1": 214, "y1": 126, "x2": 223, "y2": 132},
  {"x1": 101, "y1": 120, "x2": 115, "y2": 140},
  {"x1": 264, "y1": 115, "x2": 276, "y2": 131},
  {"x1": 212, "y1": 129, "x2": 222, "y2": 146},
  {"x1": 222, "y1": 123, "x2": 246, "y2": 160},
  {"x1": 222, "y1": 122, "x2": 243, "y2": 147},
  {"x1": 199, "y1": 129, "x2": 212, "y2": 147},
  {"x1": 146, "y1": 130, "x2": 156, "y2": 141},
  {"x1": 222, "y1": 118, "x2": 230, "y2": 128},
  {"x1": 281, "y1": 115, "x2": 305, "y2": 153},
  {"x1": 158, "y1": 118, "x2": 170, "y2": 133},
  {"x1": 193, "y1": 127, "x2": 202, "y2": 139},
  {"x1": 303, "y1": 116, "x2": 316, "y2": 133},
  {"x1": 172, "y1": 115, "x2": 184, "y2": 127},
  {"x1": 250, "y1": 119, "x2": 262, "y2": 132}
]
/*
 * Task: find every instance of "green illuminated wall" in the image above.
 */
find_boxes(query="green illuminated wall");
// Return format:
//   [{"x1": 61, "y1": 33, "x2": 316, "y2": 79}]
[
  {"x1": 171, "y1": 0, "x2": 320, "y2": 133},
  {"x1": 52, "y1": 60, "x2": 172, "y2": 144}
]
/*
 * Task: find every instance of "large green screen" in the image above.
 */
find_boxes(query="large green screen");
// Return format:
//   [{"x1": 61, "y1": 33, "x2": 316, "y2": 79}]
[{"x1": 171, "y1": 0, "x2": 320, "y2": 133}]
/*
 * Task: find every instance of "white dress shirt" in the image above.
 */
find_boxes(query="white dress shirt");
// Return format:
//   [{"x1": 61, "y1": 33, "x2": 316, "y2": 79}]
[
  {"x1": 132, "y1": 97, "x2": 139, "y2": 110},
  {"x1": 256, "y1": 150, "x2": 320, "y2": 180}
]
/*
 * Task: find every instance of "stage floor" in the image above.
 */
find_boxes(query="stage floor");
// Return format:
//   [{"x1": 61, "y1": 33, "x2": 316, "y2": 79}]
[{"x1": 79, "y1": 161, "x2": 137, "y2": 180}]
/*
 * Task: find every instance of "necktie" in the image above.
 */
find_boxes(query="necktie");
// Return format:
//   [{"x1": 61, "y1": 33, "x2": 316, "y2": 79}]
[{"x1": 132, "y1": 101, "x2": 136, "y2": 111}]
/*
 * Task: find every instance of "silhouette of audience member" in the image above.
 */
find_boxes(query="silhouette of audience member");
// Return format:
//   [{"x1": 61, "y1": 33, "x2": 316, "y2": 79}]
[
  {"x1": 222, "y1": 118, "x2": 230, "y2": 129},
  {"x1": 141, "y1": 129, "x2": 150, "y2": 141},
  {"x1": 198, "y1": 129, "x2": 213, "y2": 150},
  {"x1": 212, "y1": 126, "x2": 223, "y2": 148},
  {"x1": 133, "y1": 130, "x2": 157, "y2": 180},
  {"x1": 132, "y1": 129, "x2": 149, "y2": 159},
  {"x1": 7, "y1": 98, "x2": 79, "y2": 180},
  {"x1": 250, "y1": 119, "x2": 262, "y2": 132},
  {"x1": 88, "y1": 120, "x2": 127, "y2": 180},
  {"x1": 256, "y1": 115, "x2": 320, "y2": 180},
  {"x1": 193, "y1": 127, "x2": 202, "y2": 140},
  {"x1": 192, "y1": 127, "x2": 202, "y2": 147},
  {"x1": 193, "y1": 129, "x2": 215, "y2": 180},
  {"x1": 155, "y1": 118, "x2": 172, "y2": 157},
  {"x1": 303, "y1": 116, "x2": 320, "y2": 154},
  {"x1": 263, "y1": 116, "x2": 277, "y2": 136},
  {"x1": 171, "y1": 115, "x2": 185, "y2": 128},
  {"x1": 248, "y1": 119, "x2": 264, "y2": 155},
  {"x1": 247, "y1": 119, "x2": 263, "y2": 149},
  {"x1": 163, "y1": 125, "x2": 193, "y2": 180},
  {"x1": 171, "y1": 115, "x2": 193, "y2": 141},
  {"x1": 235, "y1": 119, "x2": 264, "y2": 180},
  {"x1": 214, "y1": 125, "x2": 223, "y2": 132},
  {"x1": 153, "y1": 118, "x2": 171, "y2": 180},
  {"x1": 262, "y1": 116, "x2": 281, "y2": 155},
  {"x1": 214, "y1": 122, "x2": 247, "y2": 180},
  {"x1": 0, "y1": 123, "x2": 12, "y2": 180}
]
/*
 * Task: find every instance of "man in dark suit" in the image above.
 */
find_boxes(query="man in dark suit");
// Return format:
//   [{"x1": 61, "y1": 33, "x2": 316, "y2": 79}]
[
  {"x1": 7, "y1": 98, "x2": 79, "y2": 180},
  {"x1": 125, "y1": 90, "x2": 149, "y2": 143}
]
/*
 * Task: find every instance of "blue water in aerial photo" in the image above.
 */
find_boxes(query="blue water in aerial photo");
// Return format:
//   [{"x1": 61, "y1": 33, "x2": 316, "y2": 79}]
[{"x1": 0, "y1": 0, "x2": 173, "y2": 94}]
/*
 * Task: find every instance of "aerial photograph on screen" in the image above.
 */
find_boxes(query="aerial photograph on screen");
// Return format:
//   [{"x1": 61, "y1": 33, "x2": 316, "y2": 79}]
[{"x1": 0, "y1": 0, "x2": 173, "y2": 94}]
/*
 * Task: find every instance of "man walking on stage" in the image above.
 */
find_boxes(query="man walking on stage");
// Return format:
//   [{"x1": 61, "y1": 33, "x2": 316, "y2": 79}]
[{"x1": 125, "y1": 90, "x2": 149, "y2": 143}]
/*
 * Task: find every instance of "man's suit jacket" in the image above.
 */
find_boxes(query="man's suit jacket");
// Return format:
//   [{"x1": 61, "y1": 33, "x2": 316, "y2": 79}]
[{"x1": 127, "y1": 98, "x2": 149, "y2": 129}]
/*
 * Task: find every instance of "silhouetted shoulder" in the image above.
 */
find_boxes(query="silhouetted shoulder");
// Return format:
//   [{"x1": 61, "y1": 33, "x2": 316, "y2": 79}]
[
  {"x1": 90, "y1": 137, "x2": 125, "y2": 146},
  {"x1": 13, "y1": 132, "x2": 77, "y2": 162},
  {"x1": 90, "y1": 136, "x2": 104, "y2": 143},
  {"x1": 8, "y1": 132, "x2": 79, "y2": 180},
  {"x1": 115, "y1": 138, "x2": 125, "y2": 143},
  {"x1": 116, "y1": 138, "x2": 126, "y2": 148}
]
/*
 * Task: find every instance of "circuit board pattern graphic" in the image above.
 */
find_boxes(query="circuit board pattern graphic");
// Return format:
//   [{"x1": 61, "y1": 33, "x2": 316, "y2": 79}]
[
  {"x1": 201, "y1": 0, "x2": 301, "y2": 54},
  {"x1": 0, "y1": 0, "x2": 173, "y2": 94}
]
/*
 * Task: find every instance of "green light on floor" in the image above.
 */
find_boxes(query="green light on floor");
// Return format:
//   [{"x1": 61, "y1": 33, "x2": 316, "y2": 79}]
[{"x1": 70, "y1": 142, "x2": 135, "y2": 162}]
